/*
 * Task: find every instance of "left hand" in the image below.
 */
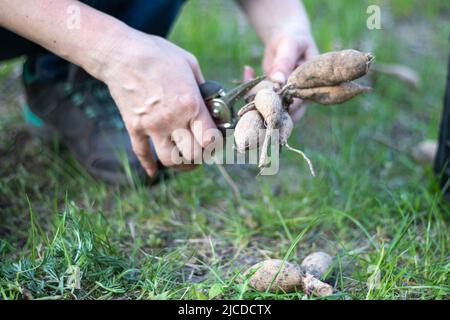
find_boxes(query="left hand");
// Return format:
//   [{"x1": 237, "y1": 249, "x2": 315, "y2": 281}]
[{"x1": 263, "y1": 30, "x2": 319, "y2": 121}]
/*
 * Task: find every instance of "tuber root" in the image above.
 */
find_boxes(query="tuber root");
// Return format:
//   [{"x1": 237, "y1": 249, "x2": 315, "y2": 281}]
[
  {"x1": 239, "y1": 80, "x2": 277, "y2": 117},
  {"x1": 237, "y1": 102, "x2": 257, "y2": 118},
  {"x1": 234, "y1": 110, "x2": 266, "y2": 153},
  {"x1": 286, "y1": 49, "x2": 374, "y2": 89},
  {"x1": 288, "y1": 82, "x2": 372, "y2": 105},
  {"x1": 233, "y1": 49, "x2": 373, "y2": 175},
  {"x1": 244, "y1": 80, "x2": 276, "y2": 104},
  {"x1": 301, "y1": 273, "x2": 334, "y2": 297},
  {"x1": 245, "y1": 259, "x2": 303, "y2": 293},
  {"x1": 279, "y1": 112, "x2": 316, "y2": 176},
  {"x1": 300, "y1": 251, "x2": 333, "y2": 279},
  {"x1": 279, "y1": 112, "x2": 294, "y2": 146},
  {"x1": 244, "y1": 258, "x2": 334, "y2": 297},
  {"x1": 254, "y1": 88, "x2": 284, "y2": 168}
]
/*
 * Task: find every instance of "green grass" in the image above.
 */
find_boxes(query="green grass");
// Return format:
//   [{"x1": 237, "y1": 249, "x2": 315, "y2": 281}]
[{"x1": 1, "y1": 0, "x2": 449, "y2": 300}]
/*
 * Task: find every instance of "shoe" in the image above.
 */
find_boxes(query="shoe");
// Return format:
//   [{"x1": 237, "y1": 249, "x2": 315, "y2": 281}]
[{"x1": 22, "y1": 62, "x2": 147, "y2": 184}]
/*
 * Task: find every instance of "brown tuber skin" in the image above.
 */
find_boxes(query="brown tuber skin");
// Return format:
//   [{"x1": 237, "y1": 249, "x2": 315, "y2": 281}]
[
  {"x1": 245, "y1": 259, "x2": 334, "y2": 296},
  {"x1": 234, "y1": 110, "x2": 266, "y2": 153},
  {"x1": 233, "y1": 49, "x2": 373, "y2": 174},
  {"x1": 279, "y1": 111, "x2": 294, "y2": 146},
  {"x1": 301, "y1": 273, "x2": 334, "y2": 297},
  {"x1": 245, "y1": 259, "x2": 303, "y2": 293},
  {"x1": 300, "y1": 251, "x2": 333, "y2": 279},
  {"x1": 288, "y1": 82, "x2": 372, "y2": 105},
  {"x1": 254, "y1": 88, "x2": 283, "y2": 128},
  {"x1": 287, "y1": 49, "x2": 374, "y2": 89},
  {"x1": 244, "y1": 80, "x2": 276, "y2": 104},
  {"x1": 254, "y1": 88, "x2": 284, "y2": 168}
]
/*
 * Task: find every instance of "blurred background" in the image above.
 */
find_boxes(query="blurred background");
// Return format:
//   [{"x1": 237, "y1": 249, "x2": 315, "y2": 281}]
[{"x1": 0, "y1": 0, "x2": 449, "y2": 300}]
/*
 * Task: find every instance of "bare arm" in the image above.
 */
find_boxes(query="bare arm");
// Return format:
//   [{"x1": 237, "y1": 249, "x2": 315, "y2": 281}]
[
  {"x1": 237, "y1": 0, "x2": 312, "y2": 45},
  {"x1": 0, "y1": 0, "x2": 122, "y2": 79},
  {"x1": 0, "y1": 0, "x2": 216, "y2": 176}
]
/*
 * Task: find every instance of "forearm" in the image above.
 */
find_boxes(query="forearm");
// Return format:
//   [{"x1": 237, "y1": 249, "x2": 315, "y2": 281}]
[
  {"x1": 0, "y1": 0, "x2": 128, "y2": 79},
  {"x1": 237, "y1": 0, "x2": 312, "y2": 44}
]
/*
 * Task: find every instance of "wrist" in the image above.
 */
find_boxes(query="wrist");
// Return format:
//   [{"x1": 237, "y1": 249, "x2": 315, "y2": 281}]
[
  {"x1": 264, "y1": 24, "x2": 312, "y2": 45},
  {"x1": 75, "y1": 17, "x2": 133, "y2": 82}
]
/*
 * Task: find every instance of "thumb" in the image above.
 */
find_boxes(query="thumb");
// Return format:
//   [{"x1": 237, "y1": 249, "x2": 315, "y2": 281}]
[{"x1": 269, "y1": 39, "x2": 305, "y2": 84}]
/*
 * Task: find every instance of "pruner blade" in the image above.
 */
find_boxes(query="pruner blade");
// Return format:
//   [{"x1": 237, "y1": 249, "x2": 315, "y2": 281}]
[
  {"x1": 199, "y1": 76, "x2": 266, "y2": 132},
  {"x1": 221, "y1": 75, "x2": 266, "y2": 109}
]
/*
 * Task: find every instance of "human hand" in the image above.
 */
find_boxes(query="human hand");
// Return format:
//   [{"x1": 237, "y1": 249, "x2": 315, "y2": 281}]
[
  {"x1": 263, "y1": 30, "x2": 319, "y2": 121},
  {"x1": 98, "y1": 30, "x2": 217, "y2": 177}
]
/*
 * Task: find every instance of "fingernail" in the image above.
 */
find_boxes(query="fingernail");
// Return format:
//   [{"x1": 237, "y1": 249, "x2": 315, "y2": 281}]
[{"x1": 270, "y1": 71, "x2": 286, "y2": 84}]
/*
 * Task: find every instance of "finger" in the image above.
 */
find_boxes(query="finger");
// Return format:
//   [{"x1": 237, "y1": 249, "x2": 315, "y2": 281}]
[
  {"x1": 186, "y1": 54, "x2": 205, "y2": 84},
  {"x1": 263, "y1": 45, "x2": 275, "y2": 76},
  {"x1": 243, "y1": 65, "x2": 256, "y2": 82},
  {"x1": 151, "y1": 133, "x2": 181, "y2": 168},
  {"x1": 130, "y1": 132, "x2": 158, "y2": 177},
  {"x1": 270, "y1": 39, "x2": 307, "y2": 84},
  {"x1": 171, "y1": 127, "x2": 203, "y2": 164},
  {"x1": 291, "y1": 102, "x2": 309, "y2": 122},
  {"x1": 180, "y1": 91, "x2": 217, "y2": 149},
  {"x1": 288, "y1": 98, "x2": 303, "y2": 114}
]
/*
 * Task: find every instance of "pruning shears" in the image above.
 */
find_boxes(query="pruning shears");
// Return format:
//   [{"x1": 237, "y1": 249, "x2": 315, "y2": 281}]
[{"x1": 199, "y1": 76, "x2": 265, "y2": 132}]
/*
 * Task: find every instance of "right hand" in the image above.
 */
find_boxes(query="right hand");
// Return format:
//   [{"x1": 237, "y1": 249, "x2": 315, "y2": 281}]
[{"x1": 97, "y1": 30, "x2": 218, "y2": 177}]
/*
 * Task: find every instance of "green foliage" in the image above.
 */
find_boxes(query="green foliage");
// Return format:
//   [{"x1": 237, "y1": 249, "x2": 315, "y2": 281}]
[{"x1": 0, "y1": 0, "x2": 449, "y2": 300}]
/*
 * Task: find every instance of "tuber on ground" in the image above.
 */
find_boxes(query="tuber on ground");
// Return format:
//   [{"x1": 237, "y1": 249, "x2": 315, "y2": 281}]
[
  {"x1": 301, "y1": 273, "x2": 334, "y2": 297},
  {"x1": 244, "y1": 257, "x2": 334, "y2": 297},
  {"x1": 300, "y1": 251, "x2": 333, "y2": 279},
  {"x1": 234, "y1": 49, "x2": 373, "y2": 174},
  {"x1": 411, "y1": 139, "x2": 437, "y2": 165},
  {"x1": 245, "y1": 259, "x2": 303, "y2": 293}
]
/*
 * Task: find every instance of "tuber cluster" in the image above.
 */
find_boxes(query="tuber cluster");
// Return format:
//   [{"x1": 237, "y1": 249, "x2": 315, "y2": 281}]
[
  {"x1": 234, "y1": 49, "x2": 373, "y2": 173},
  {"x1": 244, "y1": 251, "x2": 334, "y2": 297}
]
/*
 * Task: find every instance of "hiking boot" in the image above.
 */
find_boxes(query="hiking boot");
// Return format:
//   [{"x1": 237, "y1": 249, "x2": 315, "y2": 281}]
[{"x1": 22, "y1": 62, "x2": 148, "y2": 184}]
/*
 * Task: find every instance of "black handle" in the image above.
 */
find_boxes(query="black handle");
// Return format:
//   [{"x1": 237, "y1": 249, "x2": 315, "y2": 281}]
[{"x1": 199, "y1": 80, "x2": 225, "y2": 101}]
